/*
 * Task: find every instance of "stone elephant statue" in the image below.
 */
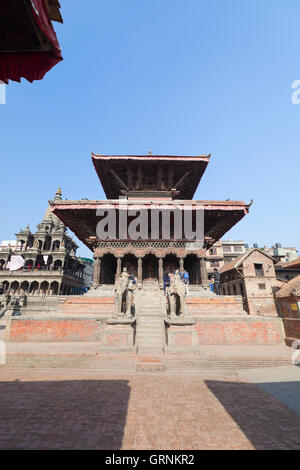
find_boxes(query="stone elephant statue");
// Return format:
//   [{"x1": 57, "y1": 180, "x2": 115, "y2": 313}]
[
  {"x1": 168, "y1": 273, "x2": 187, "y2": 317},
  {"x1": 114, "y1": 274, "x2": 136, "y2": 317}
]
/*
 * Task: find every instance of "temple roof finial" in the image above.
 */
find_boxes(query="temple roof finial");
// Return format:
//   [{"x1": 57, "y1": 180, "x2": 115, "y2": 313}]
[
  {"x1": 54, "y1": 187, "x2": 62, "y2": 201},
  {"x1": 148, "y1": 150, "x2": 152, "y2": 156}
]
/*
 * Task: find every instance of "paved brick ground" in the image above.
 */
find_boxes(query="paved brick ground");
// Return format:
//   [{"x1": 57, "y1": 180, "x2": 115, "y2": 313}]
[
  {"x1": 0, "y1": 369, "x2": 300, "y2": 450},
  {"x1": 239, "y1": 366, "x2": 300, "y2": 416}
]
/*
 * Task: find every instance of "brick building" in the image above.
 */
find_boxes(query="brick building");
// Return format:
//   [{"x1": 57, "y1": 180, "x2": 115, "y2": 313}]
[
  {"x1": 219, "y1": 249, "x2": 282, "y2": 316},
  {"x1": 276, "y1": 275, "x2": 300, "y2": 346},
  {"x1": 205, "y1": 240, "x2": 246, "y2": 274},
  {"x1": 275, "y1": 257, "x2": 300, "y2": 282}
]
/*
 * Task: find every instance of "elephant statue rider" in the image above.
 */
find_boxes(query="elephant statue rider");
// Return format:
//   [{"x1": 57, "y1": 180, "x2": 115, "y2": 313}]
[
  {"x1": 114, "y1": 268, "x2": 136, "y2": 317},
  {"x1": 168, "y1": 269, "x2": 188, "y2": 317}
]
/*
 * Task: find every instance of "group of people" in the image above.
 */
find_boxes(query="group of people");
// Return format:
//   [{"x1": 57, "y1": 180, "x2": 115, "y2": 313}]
[
  {"x1": 117, "y1": 266, "x2": 221, "y2": 296},
  {"x1": 163, "y1": 269, "x2": 190, "y2": 295},
  {"x1": 163, "y1": 267, "x2": 221, "y2": 296}
]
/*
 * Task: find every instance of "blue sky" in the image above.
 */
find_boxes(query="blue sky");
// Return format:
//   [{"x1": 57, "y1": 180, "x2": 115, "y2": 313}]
[{"x1": 0, "y1": 0, "x2": 299, "y2": 257}]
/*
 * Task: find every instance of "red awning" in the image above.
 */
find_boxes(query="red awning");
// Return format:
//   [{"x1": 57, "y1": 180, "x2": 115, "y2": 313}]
[{"x1": 0, "y1": 0, "x2": 63, "y2": 83}]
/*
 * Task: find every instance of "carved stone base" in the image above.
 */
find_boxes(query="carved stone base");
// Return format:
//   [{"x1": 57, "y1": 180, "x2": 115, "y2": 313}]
[
  {"x1": 165, "y1": 316, "x2": 195, "y2": 326},
  {"x1": 103, "y1": 318, "x2": 135, "y2": 348},
  {"x1": 106, "y1": 317, "x2": 135, "y2": 325},
  {"x1": 165, "y1": 317, "x2": 201, "y2": 351}
]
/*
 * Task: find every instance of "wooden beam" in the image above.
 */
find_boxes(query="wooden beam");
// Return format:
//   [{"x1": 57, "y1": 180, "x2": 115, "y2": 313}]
[
  {"x1": 174, "y1": 171, "x2": 191, "y2": 190},
  {"x1": 110, "y1": 168, "x2": 129, "y2": 192}
]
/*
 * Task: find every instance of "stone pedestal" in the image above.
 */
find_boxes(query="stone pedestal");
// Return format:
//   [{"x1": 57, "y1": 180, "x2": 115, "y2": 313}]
[
  {"x1": 165, "y1": 317, "x2": 202, "y2": 352},
  {"x1": 104, "y1": 317, "x2": 136, "y2": 349}
]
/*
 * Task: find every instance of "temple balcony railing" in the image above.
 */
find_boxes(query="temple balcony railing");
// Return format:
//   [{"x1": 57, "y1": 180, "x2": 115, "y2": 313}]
[
  {"x1": 0, "y1": 267, "x2": 83, "y2": 280},
  {"x1": 95, "y1": 240, "x2": 205, "y2": 250}
]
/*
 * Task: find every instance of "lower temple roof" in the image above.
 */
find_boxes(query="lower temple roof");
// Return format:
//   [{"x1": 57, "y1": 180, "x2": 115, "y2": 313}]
[{"x1": 51, "y1": 199, "x2": 251, "y2": 250}]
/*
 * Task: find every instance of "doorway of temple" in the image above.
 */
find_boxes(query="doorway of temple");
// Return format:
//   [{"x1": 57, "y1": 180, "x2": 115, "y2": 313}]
[
  {"x1": 142, "y1": 254, "x2": 158, "y2": 281},
  {"x1": 100, "y1": 254, "x2": 117, "y2": 284},
  {"x1": 163, "y1": 254, "x2": 179, "y2": 276},
  {"x1": 122, "y1": 254, "x2": 138, "y2": 276},
  {"x1": 184, "y1": 254, "x2": 200, "y2": 285}
]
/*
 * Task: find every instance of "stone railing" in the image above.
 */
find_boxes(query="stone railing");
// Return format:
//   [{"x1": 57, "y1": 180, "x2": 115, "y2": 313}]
[{"x1": 0, "y1": 268, "x2": 83, "y2": 280}]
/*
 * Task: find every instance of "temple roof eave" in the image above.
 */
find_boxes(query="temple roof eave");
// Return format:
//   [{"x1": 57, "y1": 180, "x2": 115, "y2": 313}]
[
  {"x1": 51, "y1": 199, "x2": 249, "y2": 209},
  {"x1": 51, "y1": 199, "x2": 250, "y2": 250},
  {"x1": 91, "y1": 153, "x2": 211, "y2": 200}
]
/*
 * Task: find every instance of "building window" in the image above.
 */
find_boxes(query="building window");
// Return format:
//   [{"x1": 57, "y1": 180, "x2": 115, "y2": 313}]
[
  {"x1": 210, "y1": 261, "x2": 220, "y2": 268},
  {"x1": 258, "y1": 283, "x2": 266, "y2": 290},
  {"x1": 209, "y1": 248, "x2": 217, "y2": 255},
  {"x1": 223, "y1": 246, "x2": 232, "y2": 253},
  {"x1": 254, "y1": 263, "x2": 264, "y2": 277},
  {"x1": 234, "y1": 246, "x2": 243, "y2": 252}
]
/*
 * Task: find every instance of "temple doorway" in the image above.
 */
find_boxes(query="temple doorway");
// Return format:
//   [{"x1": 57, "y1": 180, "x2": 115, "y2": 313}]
[
  {"x1": 184, "y1": 254, "x2": 200, "y2": 285},
  {"x1": 100, "y1": 254, "x2": 117, "y2": 284},
  {"x1": 122, "y1": 254, "x2": 138, "y2": 276},
  {"x1": 163, "y1": 254, "x2": 179, "y2": 276},
  {"x1": 142, "y1": 254, "x2": 158, "y2": 281}
]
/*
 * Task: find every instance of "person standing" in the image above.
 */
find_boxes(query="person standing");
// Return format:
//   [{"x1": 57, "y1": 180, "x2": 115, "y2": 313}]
[
  {"x1": 212, "y1": 268, "x2": 221, "y2": 295},
  {"x1": 163, "y1": 272, "x2": 170, "y2": 295},
  {"x1": 182, "y1": 269, "x2": 190, "y2": 295}
]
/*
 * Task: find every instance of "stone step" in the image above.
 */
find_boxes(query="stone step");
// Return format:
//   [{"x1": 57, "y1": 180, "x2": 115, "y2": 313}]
[
  {"x1": 140, "y1": 303, "x2": 162, "y2": 308},
  {"x1": 136, "y1": 331, "x2": 164, "y2": 337},
  {"x1": 138, "y1": 314, "x2": 163, "y2": 318},
  {"x1": 139, "y1": 309, "x2": 163, "y2": 313},
  {"x1": 137, "y1": 347, "x2": 164, "y2": 354},
  {"x1": 1, "y1": 351, "x2": 291, "y2": 371},
  {"x1": 136, "y1": 361, "x2": 165, "y2": 371},
  {"x1": 136, "y1": 337, "x2": 164, "y2": 343},
  {"x1": 137, "y1": 319, "x2": 164, "y2": 324},
  {"x1": 137, "y1": 328, "x2": 164, "y2": 333}
]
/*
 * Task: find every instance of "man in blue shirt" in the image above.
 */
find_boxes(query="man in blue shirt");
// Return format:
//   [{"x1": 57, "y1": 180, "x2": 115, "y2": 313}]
[
  {"x1": 163, "y1": 272, "x2": 170, "y2": 295},
  {"x1": 182, "y1": 269, "x2": 190, "y2": 295}
]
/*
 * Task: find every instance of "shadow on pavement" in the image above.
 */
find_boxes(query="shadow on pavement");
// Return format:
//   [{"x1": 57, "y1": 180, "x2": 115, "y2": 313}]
[
  {"x1": 205, "y1": 379, "x2": 300, "y2": 450},
  {"x1": 0, "y1": 379, "x2": 130, "y2": 449}
]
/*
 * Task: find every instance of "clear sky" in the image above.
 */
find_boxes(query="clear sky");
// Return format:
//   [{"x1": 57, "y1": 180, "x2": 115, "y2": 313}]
[{"x1": 1, "y1": 0, "x2": 299, "y2": 257}]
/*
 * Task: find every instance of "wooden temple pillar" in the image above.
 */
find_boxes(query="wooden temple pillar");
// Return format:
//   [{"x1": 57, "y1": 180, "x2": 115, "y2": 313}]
[
  {"x1": 137, "y1": 257, "x2": 143, "y2": 283},
  {"x1": 158, "y1": 257, "x2": 163, "y2": 284},
  {"x1": 116, "y1": 257, "x2": 122, "y2": 279},
  {"x1": 179, "y1": 258, "x2": 184, "y2": 275},
  {"x1": 93, "y1": 257, "x2": 101, "y2": 285},
  {"x1": 200, "y1": 257, "x2": 208, "y2": 286}
]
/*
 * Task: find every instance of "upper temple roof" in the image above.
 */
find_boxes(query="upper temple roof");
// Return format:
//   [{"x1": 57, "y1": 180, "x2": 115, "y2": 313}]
[{"x1": 92, "y1": 153, "x2": 211, "y2": 200}]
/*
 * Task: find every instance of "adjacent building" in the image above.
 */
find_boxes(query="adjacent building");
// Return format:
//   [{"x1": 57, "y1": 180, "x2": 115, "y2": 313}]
[
  {"x1": 246, "y1": 243, "x2": 298, "y2": 263},
  {"x1": 0, "y1": 188, "x2": 85, "y2": 296},
  {"x1": 276, "y1": 275, "x2": 300, "y2": 346},
  {"x1": 219, "y1": 249, "x2": 282, "y2": 316},
  {"x1": 205, "y1": 240, "x2": 246, "y2": 274},
  {"x1": 79, "y1": 257, "x2": 94, "y2": 289}
]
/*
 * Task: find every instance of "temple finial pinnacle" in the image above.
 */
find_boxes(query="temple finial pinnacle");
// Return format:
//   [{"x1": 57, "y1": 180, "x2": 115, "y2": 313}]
[
  {"x1": 148, "y1": 150, "x2": 152, "y2": 156},
  {"x1": 54, "y1": 187, "x2": 62, "y2": 201}
]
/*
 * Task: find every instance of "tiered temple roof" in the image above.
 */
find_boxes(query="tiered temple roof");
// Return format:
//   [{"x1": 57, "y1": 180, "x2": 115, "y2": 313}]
[{"x1": 52, "y1": 153, "x2": 251, "y2": 250}]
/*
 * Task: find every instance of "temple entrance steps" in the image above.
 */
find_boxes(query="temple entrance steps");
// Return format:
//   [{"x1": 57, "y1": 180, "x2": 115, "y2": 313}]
[
  {"x1": 142, "y1": 279, "x2": 160, "y2": 292},
  {"x1": 188, "y1": 285, "x2": 217, "y2": 298},
  {"x1": 135, "y1": 290, "x2": 166, "y2": 355}
]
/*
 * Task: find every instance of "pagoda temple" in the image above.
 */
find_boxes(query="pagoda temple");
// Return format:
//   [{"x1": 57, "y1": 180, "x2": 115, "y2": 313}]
[
  {"x1": 6, "y1": 154, "x2": 287, "y2": 353},
  {"x1": 52, "y1": 153, "x2": 251, "y2": 288}
]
